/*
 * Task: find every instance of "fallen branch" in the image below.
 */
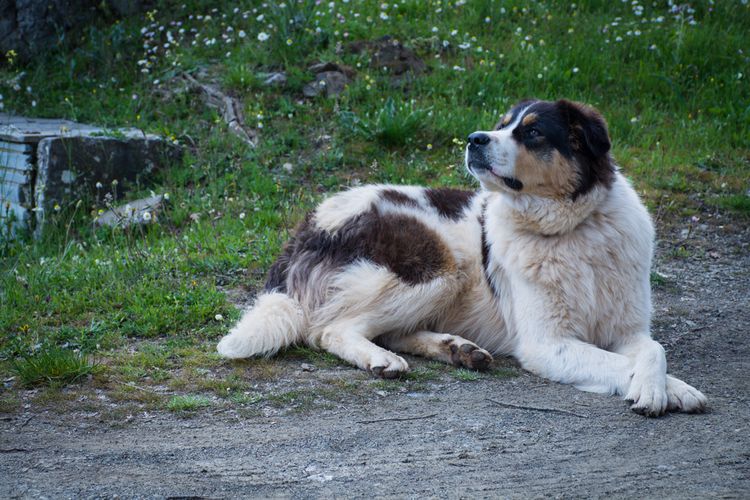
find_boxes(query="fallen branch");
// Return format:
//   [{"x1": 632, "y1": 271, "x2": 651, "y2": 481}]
[
  {"x1": 180, "y1": 72, "x2": 257, "y2": 148},
  {"x1": 357, "y1": 413, "x2": 437, "y2": 424},
  {"x1": 486, "y1": 399, "x2": 587, "y2": 418}
]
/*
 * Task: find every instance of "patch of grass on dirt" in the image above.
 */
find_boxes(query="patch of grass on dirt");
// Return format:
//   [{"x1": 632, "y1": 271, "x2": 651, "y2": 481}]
[
  {"x1": 229, "y1": 391, "x2": 263, "y2": 405},
  {"x1": 167, "y1": 394, "x2": 213, "y2": 412},
  {"x1": 279, "y1": 346, "x2": 345, "y2": 369},
  {"x1": 11, "y1": 348, "x2": 98, "y2": 388},
  {"x1": 451, "y1": 368, "x2": 481, "y2": 382},
  {"x1": 714, "y1": 195, "x2": 750, "y2": 215}
]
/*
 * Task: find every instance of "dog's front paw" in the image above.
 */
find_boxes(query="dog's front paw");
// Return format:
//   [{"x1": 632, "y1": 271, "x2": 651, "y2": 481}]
[
  {"x1": 625, "y1": 372, "x2": 668, "y2": 417},
  {"x1": 666, "y1": 375, "x2": 707, "y2": 413},
  {"x1": 369, "y1": 351, "x2": 409, "y2": 379}
]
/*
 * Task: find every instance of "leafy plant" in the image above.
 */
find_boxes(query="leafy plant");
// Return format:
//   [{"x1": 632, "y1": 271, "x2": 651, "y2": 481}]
[{"x1": 340, "y1": 97, "x2": 431, "y2": 148}]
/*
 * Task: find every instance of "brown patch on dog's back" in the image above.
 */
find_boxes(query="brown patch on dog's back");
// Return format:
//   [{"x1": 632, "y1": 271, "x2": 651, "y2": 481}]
[
  {"x1": 274, "y1": 208, "x2": 455, "y2": 291},
  {"x1": 425, "y1": 188, "x2": 474, "y2": 220},
  {"x1": 381, "y1": 189, "x2": 420, "y2": 208}
]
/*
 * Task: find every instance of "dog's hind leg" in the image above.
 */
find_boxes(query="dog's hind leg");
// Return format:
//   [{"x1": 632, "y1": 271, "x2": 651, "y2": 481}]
[
  {"x1": 316, "y1": 320, "x2": 409, "y2": 379},
  {"x1": 378, "y1": 331, "x2": 493, "y2": 371}
]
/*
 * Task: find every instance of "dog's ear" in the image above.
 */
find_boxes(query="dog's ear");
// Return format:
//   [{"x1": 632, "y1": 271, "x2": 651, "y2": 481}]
[{"x1": 556, "y1": 99, "x2": 611, "y2": 158}]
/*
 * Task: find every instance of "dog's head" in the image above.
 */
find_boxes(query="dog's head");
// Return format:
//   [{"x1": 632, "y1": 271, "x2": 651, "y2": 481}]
[{"x1": 465, "y1": 99, "x2": 614, "y2": 200}]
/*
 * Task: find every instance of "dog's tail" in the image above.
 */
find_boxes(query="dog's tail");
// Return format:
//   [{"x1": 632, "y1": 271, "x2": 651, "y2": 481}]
[{"x1": 217, "y1": 292, "x2": 306, "y2": 358}]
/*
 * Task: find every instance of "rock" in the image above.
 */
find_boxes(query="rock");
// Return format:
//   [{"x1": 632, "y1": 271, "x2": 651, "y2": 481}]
[
  {"x1": 347, "y1": 36, "x2": 426, "y2": 75},
  {"x1": 94, "y1": 194, "x2": 164, "y2": 228},
  {"x1": 307, "y1": 62, "x2": 356, "y2": 78},
  {"x1": 303, "y1": 71, "x2": 349, "y2": 98},
  {"x1": 262, "y1": 72, "x2": 287, "y2": 87},
  {"x1": 0, "y1": 1, "x2": 144, "y2": 62}
]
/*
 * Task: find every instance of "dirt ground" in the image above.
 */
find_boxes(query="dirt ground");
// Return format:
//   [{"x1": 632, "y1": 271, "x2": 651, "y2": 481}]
[{"x1": 1, "y1": 218, "x2": 749, "y2": 499}]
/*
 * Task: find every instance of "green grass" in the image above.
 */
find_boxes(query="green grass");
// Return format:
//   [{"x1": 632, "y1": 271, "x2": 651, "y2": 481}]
[
  {"x1": 0, "y1": 0, "x2": 748, "y2": 408},
  {"x1": 166, "y1": 394, "x2": 213, "y2": 411},
  {"x1": 451, "y1": 368, "x2": 481, "y2": 382},
  {"x1": 11, "y1": 347, "x2": 97, "y2": 388}
]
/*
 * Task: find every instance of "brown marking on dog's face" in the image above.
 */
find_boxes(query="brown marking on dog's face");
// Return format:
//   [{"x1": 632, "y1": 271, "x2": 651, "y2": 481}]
[
  {"x1": 381, "y1": 189, "x2": 420, "y2": 208},
  {"x1": 512, "y1": 147, "x2": 578, "y2": 199},
  {"x1": 499, "y1": 114, "x2": 512, "y2": 128},
  {"x1": 470, "y1": 99, "x2": 615, "y2": 200},
  {"x1": 425, "y1": 188, "x2": 475, "y2": 220},
  {"x1": 521, "y1": 113, "x2": 538, "y2": 126}
]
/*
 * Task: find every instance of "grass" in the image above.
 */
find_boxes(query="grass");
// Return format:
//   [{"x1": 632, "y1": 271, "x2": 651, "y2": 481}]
[
  {"x1": 11, "y1": 347, "x2": 97, "y2": 388},
  {"x1": 0, "y1": 0, "x2": 748, "y2": 410},
  {"x1": 167, "y1": 394, "x2": 213, "y2": 412}
]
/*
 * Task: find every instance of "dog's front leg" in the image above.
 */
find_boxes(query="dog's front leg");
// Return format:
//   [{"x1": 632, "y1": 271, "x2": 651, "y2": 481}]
[{"x1": 514, "y1": 333, "x2": 634, "y2": 397}]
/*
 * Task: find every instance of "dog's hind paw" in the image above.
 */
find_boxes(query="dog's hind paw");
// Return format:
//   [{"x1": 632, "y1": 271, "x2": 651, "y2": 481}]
[
  {"x1": 448, "y1": 342, "x2": 493, "y2": 371},
  {"x1": 666, "y1": 375, "x2": 707, "y2": 413}
]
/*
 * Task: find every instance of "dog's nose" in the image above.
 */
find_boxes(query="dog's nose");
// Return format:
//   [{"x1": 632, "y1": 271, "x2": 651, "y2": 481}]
[{"x1": 468, "y1": 132, "x2": 491, "y2": 146}]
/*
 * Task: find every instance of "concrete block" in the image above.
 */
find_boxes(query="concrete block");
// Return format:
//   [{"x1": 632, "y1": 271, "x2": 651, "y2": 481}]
[{"x1": 0, "y1": 114, "x2": 181, "y2": 237}]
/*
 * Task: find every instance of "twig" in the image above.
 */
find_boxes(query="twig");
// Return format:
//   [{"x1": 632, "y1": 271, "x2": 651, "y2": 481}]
[
  {"x1": 357, "y1": 413, "x2": 437, "y2": 424},
  {"x1": 19, "y1": 415, "x2": 33, "y2": 428},
  {"x1": 180, "y1": 72, "x2": 257, "y2": 148},
  {"x1": 486, "y1": 399, "x2": 587, "y2": 418}
]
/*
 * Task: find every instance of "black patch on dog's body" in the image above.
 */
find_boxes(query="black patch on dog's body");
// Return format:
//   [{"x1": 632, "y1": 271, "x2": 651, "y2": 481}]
[
  {"x1": 381, "y1": 189, "x2": 420, "y2": 208},
  {"x1": 425, "y1": 188, "x2": 474, "y2": 220},
  {"x1": 478, "y1": 202, "x2": 500, "y2": 297},
  {"x1": 266, "y1": 208, "x2": 453, "y2": 292}
]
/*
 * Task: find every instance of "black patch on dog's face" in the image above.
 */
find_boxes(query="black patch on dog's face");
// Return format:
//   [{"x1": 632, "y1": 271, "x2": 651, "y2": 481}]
[
  {"x1": 272, "y1": 208, "x2": 454, "y2": 289},
  {"x1": 425, "y1": 188, "x2": 474, "y2": 220},
  {"x1": 381, "y1": 189, "x2": 420, "y2": 208},
  {"x1": 554, "y1": 99, "x2": 613, "y2": 198},
  {"x1": 482, "y1": 99, "x2": 615, "y2": 199}
]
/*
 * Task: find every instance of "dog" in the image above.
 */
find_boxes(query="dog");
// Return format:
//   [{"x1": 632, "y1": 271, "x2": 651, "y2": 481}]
[{"x1": 217, "y1": 99, "x2": 707, "y2": 416}]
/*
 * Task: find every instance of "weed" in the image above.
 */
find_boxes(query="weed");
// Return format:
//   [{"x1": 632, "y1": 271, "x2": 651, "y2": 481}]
[
  {"x1": 451, "y1": 368, "x2": 481, "y2": 382},
  {"x1": 11, "y1": 348, "x2": 97, "y2": 388},
  {"x1": 715, "y1": 195, "x2": 750, "y2": 215},
  {"x1": 340, "y1": 97, "x2": 431, "y2": 148},
  {"x1": 167, "y1": 394, "x2": 212, "y2": 412},
  {"x1": 229, "y1": 391, "x2": 263, "y2": 405}
]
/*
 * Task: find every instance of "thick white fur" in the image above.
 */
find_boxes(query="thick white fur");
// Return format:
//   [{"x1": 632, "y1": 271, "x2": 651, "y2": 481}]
[
  {"x1": 218, "y1": 140, "x2": 707, "y2": 416},
  {"x1": 217, "y1": 292, "x2": 305, "y2": 358}
]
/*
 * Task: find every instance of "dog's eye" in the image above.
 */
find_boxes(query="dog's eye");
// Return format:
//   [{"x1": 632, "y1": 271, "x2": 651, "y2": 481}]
[{"x1": 526, "y1": 128, "x2": 540, "y2": 138}]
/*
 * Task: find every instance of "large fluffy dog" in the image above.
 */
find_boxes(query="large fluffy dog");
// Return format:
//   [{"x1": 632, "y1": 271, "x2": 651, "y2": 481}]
[{"x1": 218, "y1": 99, "x2": 707, "y2": 416}]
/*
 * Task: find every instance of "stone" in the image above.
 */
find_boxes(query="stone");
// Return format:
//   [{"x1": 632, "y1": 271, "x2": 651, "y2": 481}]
[
  {"x1": 303, "y1": 71, "x2": 349, "y2": 98},
  {"x1": 262, "y1": 72, "x2": 287, "y2": 87},
  {"x1": 0, "y1": 1, "x2": 144, "y2": 62},
  {"x1": 0, "y1": 114, "x2": 181, "y2": 237},
  {"x1": 94, "y1": 195, "x2": 164, "y2": 228},
  {"x1": 347, "y1": 36, "x2": 426, "y2": 75}
]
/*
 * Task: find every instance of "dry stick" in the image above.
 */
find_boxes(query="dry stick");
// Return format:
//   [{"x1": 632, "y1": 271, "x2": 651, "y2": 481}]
[
  {"x1": 180, "y1": 72, "x2": 257, "y2": 148},
  {"x1": 357, "y1": 413, "x2": 438, "y2": 424},
  {"x1": 486, "y1": 399, "x2": 587, "y2": 418}
]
